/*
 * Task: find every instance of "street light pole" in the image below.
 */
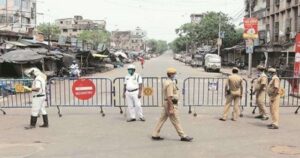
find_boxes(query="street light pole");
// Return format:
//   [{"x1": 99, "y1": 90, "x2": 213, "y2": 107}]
[
  {"x1": 248, "y1": 0, "x2": 253, "y2": 78},
  {"x1": 218, "y1": 15, "x2": 221, "y2": 56}
]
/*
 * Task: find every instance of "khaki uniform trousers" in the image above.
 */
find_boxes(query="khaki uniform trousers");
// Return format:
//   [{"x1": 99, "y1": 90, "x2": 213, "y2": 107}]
[
  {"x1": 256, "y1": 91, "x2": 267, "y2": 116},
  {"x1": 270, "y1": 95, "x2": 280, "y2": 126},
  {"x1": 222, "y1": 95, "x2": 241, "y2": 120},
  {"x1": 152, "y1": 102, "x2": 186, "y2": 138}
]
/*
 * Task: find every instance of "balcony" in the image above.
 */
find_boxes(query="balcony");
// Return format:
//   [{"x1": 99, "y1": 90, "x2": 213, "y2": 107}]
[
  {"x1": 275, "y1": 0, "x2": 280, "y2": 6},
  {"x1": 266, "y1": 0, "x2": 270, "y2": 8}
]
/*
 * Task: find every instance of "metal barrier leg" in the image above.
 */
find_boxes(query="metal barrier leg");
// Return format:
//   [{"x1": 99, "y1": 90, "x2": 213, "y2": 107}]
[
  {"x1": 188, "y1": 106, "x2": 192, "y2": 114},
  {"x1": 57, "y1": 106, "x2": 62, "y2": 117},
  {"x1": 193, "y1": 106, "x2": 197, "y2": 117},
  {"x1": 295, "y1": 106, "x2": 300, "y2": 114},
  {"x1": 0, "y1": 108, "x2": 6, "y2": 115},
  {"x1": 252, "y1": 107, "x2": 257, "y2": 114},
  {"x1": 119, "y1": 107, "x2": 123, "y2": 114},
  {"x1": 100, "y1": 106, "x2": 105, "y2": 117}
]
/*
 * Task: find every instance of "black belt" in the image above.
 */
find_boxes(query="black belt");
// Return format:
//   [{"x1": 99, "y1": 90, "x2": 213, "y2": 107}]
[
  {"x1": 33, "y1": 94, "x2": 45, "y2": 98},
  {"x1": 127, "y1": 89, "x2": 138, "y2": 92}
]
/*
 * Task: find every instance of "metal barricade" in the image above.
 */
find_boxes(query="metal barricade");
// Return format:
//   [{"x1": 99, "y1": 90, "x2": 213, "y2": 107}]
[
  {"x1": 183, "y1": 77, "x2": 248, "y2": 116},
  {"x1": 0, "y1": 79, "x2": 34, "y2": 115},
  {"x1": 113, "y1": 77, "x2": 162, "y2": 114},
  {"x1": 250, "y1": 77, "x2": 300, "y2": 114},
  {"x1": 49, "y1": 77, "x2": 113, "y2": 117}
]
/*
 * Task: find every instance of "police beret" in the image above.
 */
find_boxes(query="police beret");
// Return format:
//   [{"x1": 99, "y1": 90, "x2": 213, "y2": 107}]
[{"x1": 167, "y1": 68, "x2": 177, "y2": 74}]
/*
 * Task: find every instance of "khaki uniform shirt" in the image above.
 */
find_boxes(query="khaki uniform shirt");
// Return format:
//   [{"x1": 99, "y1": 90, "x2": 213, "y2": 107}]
[
  {"x1": 255, "y1": 72, "x2": 268, "y2": 92},
  {"x1": 267, "y1": 75, "x2": 280, "y2": 97},
  {"x1": 163, "y1": 79, "x2": 179, "y2": 103},
  {"x1": 227, "y1": 74, "x2": 243, "y2": 91}
]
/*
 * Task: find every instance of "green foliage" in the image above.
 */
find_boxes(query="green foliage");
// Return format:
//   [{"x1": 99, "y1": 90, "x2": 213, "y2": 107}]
[
  {"x1": 171, "y1": 11, "x2": 243, "y2": 53},
  {"x1": 147, "y1": 39, "x2": 168, "y2": 54},
  {"x1": 78, "y1": 30, "x2": 110, "y2": 49},
  {"x1": 37, "y1": 23, "x2": 60, "y2": 39},
  {"x1": 169, "y1": 37, "x2": 187, "y2": 54}
]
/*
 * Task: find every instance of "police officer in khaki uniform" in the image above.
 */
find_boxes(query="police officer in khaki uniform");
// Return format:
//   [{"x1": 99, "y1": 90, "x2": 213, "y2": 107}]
[
  {"x1": 267, "y1": 68, "x2": 280, "y2": 129},
  {"x1": 152, "y1": 68, "x2": 193, "y2": 142},
  {"x1": 220, "y1": 67, "x2": 243, "y2": 121},
  {"x1": 254, "y1": 65, "x2": 269, "y2": 120}
]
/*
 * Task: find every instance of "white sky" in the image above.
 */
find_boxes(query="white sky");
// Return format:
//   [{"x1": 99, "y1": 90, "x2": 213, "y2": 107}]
[{"x1": 37, "y1": 0, "x2": 245, "y2": 42}]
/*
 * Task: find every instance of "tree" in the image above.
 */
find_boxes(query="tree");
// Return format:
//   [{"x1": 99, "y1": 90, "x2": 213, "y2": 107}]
[
  {"x1": 37, "y1": 23, "x2": 60, "y2": 40},
  {"x1": 78, "y1": 30, "x2": 110, "y2": 50},
  {"x1": 173, "y1": 11, "x2": 243, "y2": 52},
  {"x1": 147, "y1": 39, "x2": 168, "y2": 54}
]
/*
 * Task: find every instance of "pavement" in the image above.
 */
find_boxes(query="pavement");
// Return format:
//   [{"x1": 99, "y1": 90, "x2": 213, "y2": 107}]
[{"x1": 1, "y1": 51, "x2": 300, "y2": 158}]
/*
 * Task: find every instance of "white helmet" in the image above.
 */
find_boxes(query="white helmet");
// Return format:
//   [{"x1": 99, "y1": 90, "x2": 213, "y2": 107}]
[
  {"x1": 24, "y1": 67, "x2": 41, "y2": 77},
  {"x1": 127, "y1": 64, "x2": 136, "y2": 70}
]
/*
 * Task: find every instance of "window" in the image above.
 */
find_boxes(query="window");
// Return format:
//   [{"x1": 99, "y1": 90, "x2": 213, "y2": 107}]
[
  {"x1": 60, "y1": 21, "x2": 63, "y2": 24},
  {"x1": 14, "y1": 0, "x2": 20, "y2": 6},
  {"x1": 0, "y1": 0, "x2": 6, "y2": 5},
  {"x1": 63, "y1": 29, "x2": 68, "y2": 33},
  {"x1": 73, "y1": 29, "x2": 77, "y2": 32}
]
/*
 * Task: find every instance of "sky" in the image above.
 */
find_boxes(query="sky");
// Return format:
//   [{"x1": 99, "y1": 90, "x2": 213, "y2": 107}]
[{"x1": 37, "y1": 0, "x2": 245, "y2": 42}]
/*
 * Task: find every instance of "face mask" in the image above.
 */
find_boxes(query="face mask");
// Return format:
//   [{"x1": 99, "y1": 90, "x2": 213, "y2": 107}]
[
  {"x1": 257, "y1": 71, "x2": 261, "y2": 77},
  {"x1": 171, "y1": 74, "x2": 176, "y2": 81},
  {"x1": 128, "y1": 69, "x2": 135, "y2": 75}
]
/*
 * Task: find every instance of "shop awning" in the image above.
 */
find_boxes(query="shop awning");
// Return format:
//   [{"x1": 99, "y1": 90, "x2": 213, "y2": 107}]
[{"x1": 92, "y1": 54, "x2": 109, "y2": 58}]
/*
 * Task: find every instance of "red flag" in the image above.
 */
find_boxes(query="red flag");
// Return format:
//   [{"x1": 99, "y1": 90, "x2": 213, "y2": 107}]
[{"x1": 292, "y1": 34, "x2": 300, "y2": 93}]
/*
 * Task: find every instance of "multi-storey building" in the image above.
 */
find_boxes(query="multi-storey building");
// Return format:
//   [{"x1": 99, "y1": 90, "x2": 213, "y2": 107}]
[
  {"x1": 246, "y1": 0, "x2": 300, "y2": 70},
  {"x1": 190, "y1": 14, "x2": 203, "y2": 23},
  {"x1": 0, "y1": 0, "x2": 36, "y2": 36},
  {"x1": 55, "y1": 16, "x2": 106, "y2": 38},
  {"x1": 111, "y1": 27, "x2": 146, "y2": 52}
]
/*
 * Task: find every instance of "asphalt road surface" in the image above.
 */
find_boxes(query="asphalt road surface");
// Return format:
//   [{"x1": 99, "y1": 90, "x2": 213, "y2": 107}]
[{"x1": 1, "y1": 51, "x2": 300, "y2": 158}]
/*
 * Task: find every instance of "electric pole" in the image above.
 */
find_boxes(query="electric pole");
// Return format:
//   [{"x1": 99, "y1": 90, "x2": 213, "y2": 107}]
[
  {"x1": 218, "y1": 15, "x2": 221, "y2": 56},
  {"x1": 248, "y1": 0, "x2": 253, "y2": 78}
]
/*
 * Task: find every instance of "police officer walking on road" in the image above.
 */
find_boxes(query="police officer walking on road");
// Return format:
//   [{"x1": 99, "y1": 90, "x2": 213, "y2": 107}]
[
  {"x1": 24, "y1": 68, "x2": 49, "y2": 130},
  {"x1": 254, "y1": 65, "x2": 269, "y2": 120},
  {"x1": 123, "y1": 64, "x2": 145, "y2": 122},
  {"x1": 267, "y1": 68, "x2": 281, "y2": 129},
  {"x1": 152, "y1": 68, "x2": 193, "y2": 142},
  {"x1": 220, "y1": 67, "x2": 243, "y2": 121}
]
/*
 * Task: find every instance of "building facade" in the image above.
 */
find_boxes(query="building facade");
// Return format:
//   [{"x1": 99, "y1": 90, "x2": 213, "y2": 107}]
[
  {"x1": 0, "y1": 0, "x2": 36, "y2": 35},
  {"x1": 111, "y1": 27, "x2": 146, "y2": 51},
  {"x1": 190, "y1": 14, "x2": 203, "y2": 23},
  {"x1": 246, "y1": 0, "x2": 300, "y2": 72},
  {"x1": 55, "y1": 16, "x2": 106, "y2": 38}
]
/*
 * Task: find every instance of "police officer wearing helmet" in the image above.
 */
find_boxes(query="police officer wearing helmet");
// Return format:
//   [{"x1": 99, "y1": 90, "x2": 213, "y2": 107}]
[
  {"x1": 267, "y1": 68, "x2": 281, "y2": 129},
  {"x1": 152, "y1": 68, "x2": 193, "y2": 142},
  {"x1": 123, "y1": 64, "x2": 145, "y2": 122},
  {"x1": 254, "y1": 65, "x2": 269, "y2": 120},
  {"x1": 220, "y1": 67, "x2": 243, "y2": 121},
  {"x1": 24, "y1": 68, "x2": 48, "y2": 129}
]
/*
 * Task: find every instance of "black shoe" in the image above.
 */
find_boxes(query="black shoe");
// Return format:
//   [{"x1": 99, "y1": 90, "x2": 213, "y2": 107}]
[
  {"x1": 255, "y1": 115, "x2": 264, "y2": 119},
  {"x1": 25, "y1": 116, "x2": 37, "y2": 130},
  {"x1": 39, "y1": 115, "x2": 49, "y2": 128},
  {"x1": 152, "y1": 136, "x2": 164, "y2": 141},
  {"x1": 127, "y1": 119, "x2": 136, "y2": 122},
  {"x1": 268, "y1": 124, "x2": 279, "y2": 129},
  {"x1": 181, "y1": 136, "x2": 193, "y2": 142},
  {"x1": 267, "y1": 124, "x2": 273, "y2": 127},
  {"x1": 219, "y1": 118, "x2": 226, "y2": 121},
  {"x1": 139, "y1": 118, "x2": 146, "y2": 122}
]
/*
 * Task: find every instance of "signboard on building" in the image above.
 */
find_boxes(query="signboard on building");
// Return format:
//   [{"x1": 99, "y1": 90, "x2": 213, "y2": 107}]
[
  {"x1": 243, "y1": 18, "x2": 258, "y2": 39},
  {"x1": 246, "y1": 39, "x2": 254, "y2": 54},
  {"x1": 292, "y1": 34, "x2": 300, "y2": 93}
]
